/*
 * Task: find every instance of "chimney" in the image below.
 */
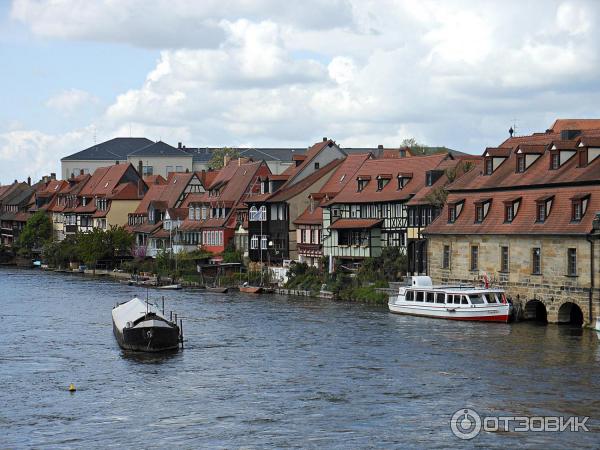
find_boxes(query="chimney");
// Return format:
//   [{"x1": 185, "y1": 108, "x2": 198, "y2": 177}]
[
  {"x1": 509, "y1": 127, "x2": 514, "y2": 137},
  {"x1": 50, "y1": 173, "x2": 56, "y2": 180},
  {"x1": 178, "y1": 142, "x2": 182, "y2": 148},
  {"x1": 80, "y1": 169, "x2": 84, "y2": 175},
  {"x1": 115, "y1": 160, "x2": 119, "y2": 165},
  {"x1": 323, "y1": 137, "x2": 328, "y2": 142},
  {"x1": 138, "y1": 160, "x2": 143, "y2": 176},
  {"x1": 377, "y1": 144, "x2": 384, "y2": 149},
  {"x1": 27, "y1": 177, "x2": 31, "y2": 185}
]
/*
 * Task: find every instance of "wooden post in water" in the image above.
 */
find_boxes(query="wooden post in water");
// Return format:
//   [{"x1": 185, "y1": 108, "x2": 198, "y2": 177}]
[
  {"x1": 170, "y1": 311, "x2": 172, "y2": 321},
  {"x1": 179, "y1": 318, "x2": 184, "y2": 349},
  {"x1": 162, "y1": 296, "x2": 165, "y2": 315}
]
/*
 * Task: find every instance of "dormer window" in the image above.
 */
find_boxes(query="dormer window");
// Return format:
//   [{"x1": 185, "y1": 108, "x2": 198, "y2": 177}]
[
  {"x1": 357, "y1": 176, "x2": 370, "y2": 192},
  {"x1": 484, "y1": 158, "x2": 493, "y2": 175},
  {"x1": 550, "y1": 152, "x2": 560, "y2": 170},
  {"x1": 516, "y1": 155, "x2": 525, "y2": 173},
  {"x1": 571, "y1": 194, "x2": 590, "y2": 222},
  {"x1": 536, "y1": 195, "x2": 554, "y2": 223},
  {"x1": 474, "y1": 198, "x2": 492, "y2": 224},
  {"x1": 447, "y1": 200, "x2": 465, "y2": 223},
  {"x1": 376, "y1": 175, "x2": 391, "y2": 191},
  {"x1": 397, "y1": 172, "x2": 413, "y2": 190},
  {"x1": 503, "y1": 197, "x2": 521, "y2": 223}
]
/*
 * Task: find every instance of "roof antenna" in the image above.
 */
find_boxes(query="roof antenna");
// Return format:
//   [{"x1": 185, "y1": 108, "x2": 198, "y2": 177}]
[{"x1": 510, "y1": 118, "x2": 518, "y2": 137}]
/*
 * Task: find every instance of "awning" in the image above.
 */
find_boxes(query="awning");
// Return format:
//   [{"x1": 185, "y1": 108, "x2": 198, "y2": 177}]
[{"x1": 330, "y1": 218, "x2": 383, "y2": 229}]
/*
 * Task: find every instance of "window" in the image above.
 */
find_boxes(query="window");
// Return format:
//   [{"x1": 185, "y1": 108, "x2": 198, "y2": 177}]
[
  {"x1": 453, "y1": 295, "x2": 461, "y2": 305},
  {"x1": 568, "y1": 248, "x2": 577, "y2": 276},
  {"x1": 500, "y1": 246, "x2": 509, "y2": 272},
  {"x1": 470, "y1": 246, "x2": 479, "y2": 271},
  {"x1": 397, "y1": 176, "x2": 410, "y2": 189},
  {"x1": 377, "y1": 178, "x2": 390, "y2": 191},
  {"x1": 469, "y1": 294, "x2": 485, "y2": 304},
  {"x1": 448, "y1": 205, "x2": 457, "y2": 223},
  {"x1": 260, "y1": 235, "x2": 268, "y2": 250},
  {"x1": 166, "y1": 166, "x2": 174, "y2": 175},
  {"x1": 461, "y1": 296, "x2": 469, "y2": 305},
  {"x1": 201, "y1": 207, "x2": 207, "y2": 220},
  {"x1": 536, "y1": 202, "x2": 546, "y2": 222},
  {"x1": 426, "y1": 292, "x2": 435, "y2": 303},
  {"x1": 484, "y1": 158, "x2": 493, "y2": 175},
  {"x1": 550, "y1": 152, "x2": 560, "y2": 170},
  {"x1": 416, "y1": 292, "x2": 424, "y2": 302},
  {"x1": 195, "y1": 207, "x2": 201, "y2": 220},
  {"x1": 516, "y1": 155, "x2": 525, "y2": 173},
  {"x1": 475, "y1": 204, "x2": 484, "y2": 223},
  {"x1": 357, "y1": 178, "x2": 369, "y2": 192},
  {"x1": 143, "y1": 166, "x2": 153, "y2": 176},
  {"x1": 406, "y1": 290, "x2": 414, "y2": 301},
  {"x1": 250, "y1": 235, "x2": 258, "y2": 249},
  {"x1": 505, "y1": 203, "x2": 514, "y2": 223},
  {"x1": 532, "y1": 247, "x2": 541, "y2": 275},
  {"x1": 442, "y1": 245, "x2": 450, "y2": 269},
  {"x1": 314, "y1": 162, "x2": 320, "y2": 170},
  {"x1": 176, "y1": 166, "x2": 183, "y2": 172},
  {"x1": 436, "y1": 293, "x2": 445, "y2": 304},
  {"x1": 189, "y1": 208, "x2": 194, "y2": 220}
]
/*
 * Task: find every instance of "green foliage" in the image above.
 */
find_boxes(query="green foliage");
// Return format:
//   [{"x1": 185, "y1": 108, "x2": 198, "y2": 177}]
[
  {"x1": 43, "y1": 235, "x2": 79, "y2": 268},
  {"x1": 208, "y1": 147, "x2": 240, "y2": 170},
  {"x1": 424, "y1": 185, "x2": 448, "y2": 208},
  {"x1": 221, "y1": 248, "x2": 243, "y2": 264},
  {"x1": 16, "y1": 211, "x2": 53, "y2": 257},
  {"x1": 284, "y1": 262, "x2": 323, "y2": 292},
  {"x1": 337, "y1": 285, "x2": 388, "y2": 304}
]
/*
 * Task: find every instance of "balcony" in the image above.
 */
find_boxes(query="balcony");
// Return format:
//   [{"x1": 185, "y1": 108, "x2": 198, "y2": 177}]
[{"x1": 297, "y1": 242, "x2": 322, "y2": 256}]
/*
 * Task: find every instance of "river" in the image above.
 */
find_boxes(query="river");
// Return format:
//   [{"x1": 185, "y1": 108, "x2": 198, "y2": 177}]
[{"x1": 1, "y1": 267, "x2": 599, "y2": 448}]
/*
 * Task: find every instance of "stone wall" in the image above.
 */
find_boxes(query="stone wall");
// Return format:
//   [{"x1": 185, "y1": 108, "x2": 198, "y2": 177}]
[{"x1": 427, "y1": 234, "x2": 600, "y2": 325}]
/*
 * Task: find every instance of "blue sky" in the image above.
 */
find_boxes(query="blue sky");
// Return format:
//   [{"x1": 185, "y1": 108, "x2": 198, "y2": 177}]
[{"x1": 1, "y1": 0, "x2": 600, "y2": 183}]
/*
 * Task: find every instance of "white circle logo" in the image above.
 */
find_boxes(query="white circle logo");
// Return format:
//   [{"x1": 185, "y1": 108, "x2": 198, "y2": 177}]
[{"x1": 450, "y1": 408, "x2": 482, "y2": 440}]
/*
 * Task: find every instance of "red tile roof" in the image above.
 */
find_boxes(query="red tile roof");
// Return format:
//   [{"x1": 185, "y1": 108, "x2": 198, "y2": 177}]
[
  {"x1": 424, "y1": 186, "x2": 600, "y2": 236},
  {"x1": 330, "y1": 218, "x2": 383, "y2": 229},
  {"x1": 550, "y1": 119, "x2": 600, "y2": 133},
  {"x1": 266, "y1": 159, "x2": 343, "y2": 203},
  {"x1": 79, "y1": 164, "x2": 132, "y2": 197},
  {"x1": 294, "y1": 204, "x2": 323, "y2": 225},
  {"x1": 143, "y1": 175, "x2": 167, "y2": 185},
  {"x1": 328, "y1": 153, "x2": 449, "y2": 204}
]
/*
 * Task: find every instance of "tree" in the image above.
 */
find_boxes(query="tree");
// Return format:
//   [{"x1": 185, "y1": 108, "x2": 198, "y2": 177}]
[
  {"x1": 105, "y1": 226, "x2": 134, "y2": 266},
  {"x1": 77, "y1": 228, "x2": 109, "y2": 273},
  {"x1": 43, "y1": 235, "x2": 79, "y2": 269},
  {"x1": 16, "y1": 211, "x2": 53, "y2": 257},
  {"x1": 424, "y1": 185, "x2": 449, "y2": 208},
  {"x1": 400, "y1": 138, "x2": 428, "y2": 155},
  {"x1": 208, "y1": 147, "x2": 240, "y2": 170}
]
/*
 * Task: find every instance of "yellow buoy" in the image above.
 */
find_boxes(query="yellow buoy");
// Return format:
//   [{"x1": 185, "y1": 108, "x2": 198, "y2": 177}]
[{"x1": 68, "y1": 383, "x2": 76, "y2": 392}]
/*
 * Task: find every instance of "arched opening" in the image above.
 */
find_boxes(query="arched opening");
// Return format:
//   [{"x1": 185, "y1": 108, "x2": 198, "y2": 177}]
[
  {"x1": 557, "y1": 302, "x2": 584, "y2": 327},
  {"x1": 523, "y1": 299, "x2": 547, "y2": 324}
]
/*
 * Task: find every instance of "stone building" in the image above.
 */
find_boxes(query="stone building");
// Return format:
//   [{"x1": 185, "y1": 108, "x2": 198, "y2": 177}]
[{"x1": 424, "y1": 119, "x2": 600, "y2": 326}]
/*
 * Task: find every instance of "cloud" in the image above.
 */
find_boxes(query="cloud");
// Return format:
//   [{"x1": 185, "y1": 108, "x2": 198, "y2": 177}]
[
  {"x1": 45, "y1": 89, "x2": 99, "y2": 114},
  {"x1": 5, "y1": 0, "x2": 600, "y2": 183}
]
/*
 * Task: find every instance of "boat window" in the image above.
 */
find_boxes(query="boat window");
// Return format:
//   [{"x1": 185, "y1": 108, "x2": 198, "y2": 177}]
[
  {"x1": 416, "y1": 291, "x2": 424, "y2": 302},
  {"x1": 461, "y1": 296, "x2": 469, "y2": 305},
  {"x1": 453, "y1": 295, "x2": 461, "y2": 304},
  {"x1": 469, "y1": 294, "x2": 485, "y2": 304},
  {"x1": 436, "y1": 293, "x2": 445, "y2": 304},
  {"x1": 486, "y1": 294, "x2": 498, "y2": 304},
  {"x1": 426, "y1": 292, "x2": 435, "y2": 303},
  {"x1": 406, "y1": 290, "x2": 414, "y2": 301}
]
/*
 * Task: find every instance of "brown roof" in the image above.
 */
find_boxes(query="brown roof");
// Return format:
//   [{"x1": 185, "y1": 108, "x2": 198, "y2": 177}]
[
  {"x1": 143, "y1": 175, "x2": 167, "y2": 185},
  {"x1": 266, "y1": 159, "x2": 343, "y2": 203},
  {"x1": 328, "y1": 153, "x2": 449, "y2": 204},
  {"x1": 284, "y1": 139, "x2": 339, "y2": 186},
  {"x1": 330, "y1": 218, "x2": 383, "y2": 229},
  {"x1": 294, "y1": 204, "x2": 323, "y2": 225},
  {"x1": 79, "y1": 164, "x2": 132, "y2": 197},
  {"x1": 424, "y1": 186, "x2": 600, "y2": 236},
  {"x1": 550, "y1": 119, "x2": 600, "y2": 133},
  {"x1": 450, "y1": 140, "x2": 600, "y2": 191},
  {"x1": 517, "y1": 144, "x2": 546, "y2": 155},
  {"x1": 133, "y1": 172, "x2": 196, "y2": 214},
  {"x1": 166, "y1": 208, "x2": 188, "y2": 220},
  {"x1": 318, "y1": 153, "x2": 371, "y2": 195}
]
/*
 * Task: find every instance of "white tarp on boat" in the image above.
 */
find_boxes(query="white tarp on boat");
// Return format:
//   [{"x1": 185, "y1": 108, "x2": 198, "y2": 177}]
[{"x1": 112, "y1": 298, "x2": 165, "y2": 331}]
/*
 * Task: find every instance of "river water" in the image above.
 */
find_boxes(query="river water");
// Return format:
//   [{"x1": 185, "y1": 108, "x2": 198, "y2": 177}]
[{"x1": 1, "y1": 267, "x2": 599, "y2": 448}]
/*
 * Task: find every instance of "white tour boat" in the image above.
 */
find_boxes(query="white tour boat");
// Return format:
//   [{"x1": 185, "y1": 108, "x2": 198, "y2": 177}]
[{"x1": 388, "y1": 276, "x2": 510, "y2": 323}]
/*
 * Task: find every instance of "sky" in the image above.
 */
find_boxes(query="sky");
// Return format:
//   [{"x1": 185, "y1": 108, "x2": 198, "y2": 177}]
[{"x1": 1, "y1": 0, "x2": 599, "y2": 183}]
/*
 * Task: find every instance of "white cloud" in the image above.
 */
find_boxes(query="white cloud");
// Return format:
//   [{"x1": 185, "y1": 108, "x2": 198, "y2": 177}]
[
  {"x1": 45, "y1": 89, "x2": 99, "y2": 114},
  {"x1": 5, "y1": 0, "x2": 600, "y2": 182}
]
